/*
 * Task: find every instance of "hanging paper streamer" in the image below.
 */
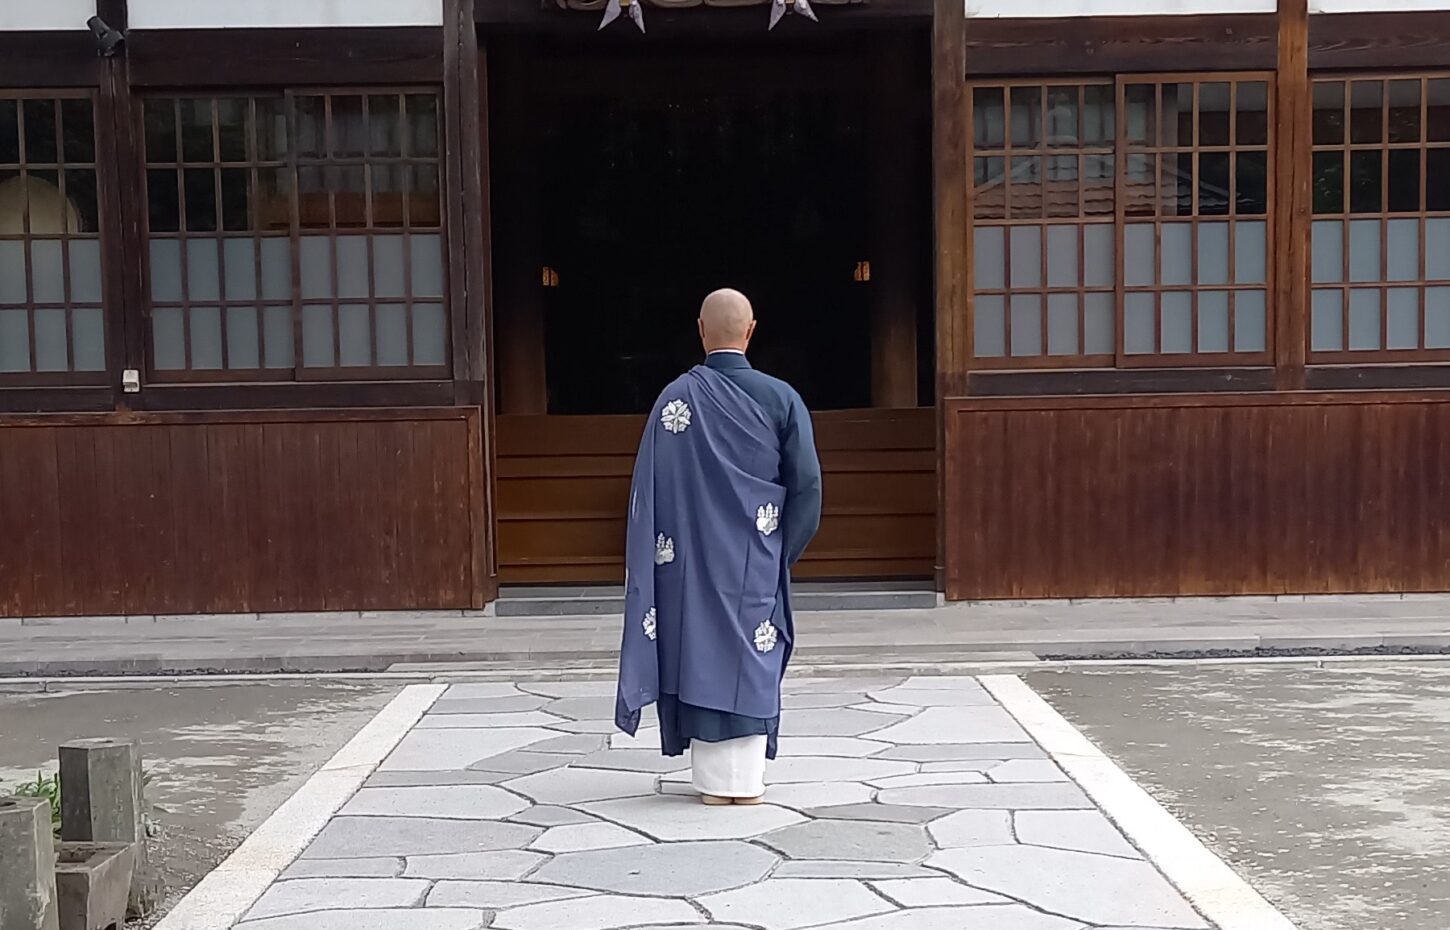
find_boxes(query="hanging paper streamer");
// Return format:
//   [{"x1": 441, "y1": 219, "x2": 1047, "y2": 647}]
[
  {"x1": 769, "y1": 0, "x2": 817, "y2": 30},
  {"x1": 600, "y1": 0, "x2": 647, "y2": 32}
]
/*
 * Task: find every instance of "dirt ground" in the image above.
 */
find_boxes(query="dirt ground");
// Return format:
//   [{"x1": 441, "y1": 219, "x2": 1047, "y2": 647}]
[
  {"x1": 0, "y1": 680, "x2": 398, "y2": 926},
  {"x1": 1030, "y1": 661, "x2": 1450, "y2": 930}
]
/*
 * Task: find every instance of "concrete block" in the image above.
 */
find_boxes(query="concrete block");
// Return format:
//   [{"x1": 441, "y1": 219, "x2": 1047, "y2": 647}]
[
  {"x1": 57, "y1": 739, "x2": 160, "y2": 919},
  {"x1": 55, "y1": 842, "x2": 135, "y2": 930},
  {"x1": 0, "y1": 796, "x2": 60, "y2": 930}
]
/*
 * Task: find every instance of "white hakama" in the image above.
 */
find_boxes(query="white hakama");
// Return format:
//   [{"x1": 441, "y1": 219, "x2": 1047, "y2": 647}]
[{"x1": 690, "y1": 734, "x2": 768, "y2": 799}]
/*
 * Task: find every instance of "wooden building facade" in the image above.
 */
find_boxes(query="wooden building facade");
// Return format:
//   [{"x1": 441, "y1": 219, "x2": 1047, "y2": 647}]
[{"x1": 2, "y1": 0, "x2": 1449, "y2": 616}]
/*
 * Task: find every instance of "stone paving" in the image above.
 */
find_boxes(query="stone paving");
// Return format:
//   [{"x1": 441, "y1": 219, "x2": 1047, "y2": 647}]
[{"x1": 234, "y1": 676, "x2": 1212, "y2": 930}]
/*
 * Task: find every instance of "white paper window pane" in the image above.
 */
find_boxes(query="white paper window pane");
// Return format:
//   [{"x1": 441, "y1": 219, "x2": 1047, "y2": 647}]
[
  {"x1": 412, "y1": 303, "x2": 446, "y2": 367},
  {"x1": 0, "y1": 242, "x2": 25, "y2": 302},
  {"x1": 973, "y1": 227, "x2": 1005, "y2": 291},
  {"x1": 187, "y1": 240, "x2": 220, "y2": 302},
  {"x1": 1047, "y1": 293, "x2": 1078, "y2": 355},
  {"x1": 299, "y1": 237, "x2": 333, "y2": 298},
  {"x1": 302, "y1": 305, "x2": 334, "y2": 367},
  {"x1": 1009, "y1": 227, "x2": 1041, "y2": 289},
  {"x1": 1124, "y1": 224, "x2": 1155, "y2": 287},
  {"x1": 377, "y1": 303, "x2": 409, "y2": 366},
  {"x1": 1428, "y1": 219, "x2": 1450, "y2": 281},
  {"x1": 1349, "y1": 219, "x2": 1382, "y2": 283},
  {"x1": 1197, "y1": 222, "x2": 1230, "y2": 286},
  {"x1": 1311, "y1": 290, "x2": 1344, "y2": 352},
  {"x1": 0, "y1": 309, "x2": 28, "y2": 371},
  {"x1": 1125, "y1": 293, "x2": 1156, "y2": 354},
  {"x1": 69, "y1": 240, "x2": 102, "y2": 303},
  {"x1": 149, "y1": 239, "x2": 183, "y2": 303},
  {"x1": 1161, "y1": 291, "x2": 1192, "y2": 354},
  {"x1": 1161, "y1": 224, "x2": 1192, "y2": 286},
  {"x1": 31, "y1": 240, "x2": 63, "y2": 304},
  {"x1": 190, "y1": 306, "x2": 223, "y2": 369},
  {"x1": 1387, "y1": 288, "x2": 1420, "y2": 350},
  {"x1": 411, "y1": 234, "x2": 444, "y2": 298},
  {"x1": 1046, "y1": 225, "x2": 1078, "y2": 288},
  {"x1": 223, "y1": 238, "x2": 257, "y2": 301},
  {"x1": 1387, "y1": 219, "x2": 1420, "y2": 282},
  {"x1": 1198, "y1": 291, "x2": 1230, "y2": 353},
  {"x1": 339, "y1": 304, "x2": 371, "y2": 366},
  {"x1": 373, "y1": 235, "x2": 407, "y2": 299},
  {"x1": 1084, "y1": 293, "x2": 1114, "y2": 355},
  {"x1": 337, "y1": 237, "x2": 369, "y2": 299},
  {"x1": 1348, "y1": 289, "x2": 1381, "y2": 350},
  {"x1": 1311, "y1": 220, "x2": 1344, "y2": 284},
  {"x1": 1084, "y1": 225, "x2": 1114, "y2": 288},
  {"x1": 1427, "y1": 287, "x2": 1450, "y2": 348},
  {"x1": 71, "y1": 308, "x2": 104, "y2": 371},
  {"x1": 1234, "y1": 220, "x2": 1267, "y2": 285},
  {"x1": 260, "y1": 238, "x2": 291, "y2": 300},
  {"x1": 263, "y1": 306, "x2": 294, "y2": 368},
  {"x1": 974, "y1": 295, "x2": 1005, "y2": 357},
  {"x1": 34, "y1": 308, "x2": 67, "y2": 371},
  {"x1": 226, "y1": 306, "x2": 260, "y2": 368},
  {"x1": 1010, "y1": 294, "x2": 1042, "y2": 357},
  {"x1": 151, "y1": 307, "x2": 186, "y2": 369},
  {"x1": 1235, "y1": 291, "x2": 1267, "y2": 353}
]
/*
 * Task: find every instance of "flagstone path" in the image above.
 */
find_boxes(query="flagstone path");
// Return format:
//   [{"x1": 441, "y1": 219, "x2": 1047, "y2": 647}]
[{"x1": 233, "y1": 676, "x2": 1212, "y2": 930}]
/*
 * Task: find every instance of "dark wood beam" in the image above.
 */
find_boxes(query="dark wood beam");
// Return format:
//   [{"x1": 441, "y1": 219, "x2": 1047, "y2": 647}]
[
  {"x1": 1310, "y1": 11, "x2": 1450, "y2": 71},
  {"x1": 963, "y1": 14, "x2": 1277, "y2": 77},
  {"x1": 126, "y1": 27, "x2": 444, "y2": 86},
  {"x1": 1274, "y1": 0, "x2": 1310, "y2": 391}
]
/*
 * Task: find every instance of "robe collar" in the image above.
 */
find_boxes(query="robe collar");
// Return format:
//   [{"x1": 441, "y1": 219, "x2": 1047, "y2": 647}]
[{"x1": 705, "y1": 350, "x2": 751, "y2": 371}]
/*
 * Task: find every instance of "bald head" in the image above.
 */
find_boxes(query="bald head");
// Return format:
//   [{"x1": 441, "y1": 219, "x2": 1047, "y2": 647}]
[{"x1": 698, "y1": 288, "x2": 756, "y2": 354}]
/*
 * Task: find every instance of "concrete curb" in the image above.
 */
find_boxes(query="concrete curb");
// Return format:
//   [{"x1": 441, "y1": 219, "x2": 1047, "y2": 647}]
[
  {"x1": 149, "y1": 683, "x2": 446, "y2": 930},
  {"x1": 982, "y1": 674, "x2": 1302, "y2": 930},
  {"x1": 2, "y1": 630, "x2": 1449, "y2": 677}
]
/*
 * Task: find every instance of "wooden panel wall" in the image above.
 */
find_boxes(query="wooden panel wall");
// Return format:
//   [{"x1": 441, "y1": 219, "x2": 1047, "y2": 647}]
[
  {"x1": 945, "y1": 393, "x2": 1450, "y2": 599},
  {"x1": 496, "y1": 408, "x2": 935, "y2": 584},
  {"x1": 0, "y1": 409, "x2": 489, "y2": 617}
]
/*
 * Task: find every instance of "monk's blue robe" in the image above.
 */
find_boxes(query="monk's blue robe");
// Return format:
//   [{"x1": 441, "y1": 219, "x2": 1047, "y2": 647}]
[{"x1": 615, "y1": 353, "x2": 822, "y2": 760}]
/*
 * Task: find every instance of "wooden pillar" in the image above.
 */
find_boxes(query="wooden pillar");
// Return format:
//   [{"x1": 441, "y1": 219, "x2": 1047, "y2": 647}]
[
  {"x1": 932, "y1": 0, "x2": 968, "y2": 594},
  {"x1": 1274, "y1": 0, "x2": 1310, "y2": 390},
  {"x1": 868, "y1": 35, "x2": 919, "y2": 410},
  {"x1": 444, "y1": 0, "x2": 499, "y2": 601},
  {"x1": 97, "y1": 0, "x2": 142, "y2": 412},
  {"x1": 492, "y1": 41, "x2": 549, "y2": 416}
]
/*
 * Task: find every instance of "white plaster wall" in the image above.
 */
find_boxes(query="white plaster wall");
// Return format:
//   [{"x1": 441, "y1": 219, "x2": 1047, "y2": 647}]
[
  {"x1": 966, "y1": 0, "x2": 1273, "y2": 15},
  {"x1": 128, "y1": 0, "x2": 443, "y2": 29},
  {"x1": 0, "y1": 0, "x2": 95, "y2": 31},
  {"x1": 1312, "y1": 0, "x2": 1450, "y2": 11}
]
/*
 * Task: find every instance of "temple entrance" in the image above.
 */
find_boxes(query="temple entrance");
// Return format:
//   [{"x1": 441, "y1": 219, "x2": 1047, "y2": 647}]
[{"x1": 487, "y1": 27, "x2": 935, "y2": 584}]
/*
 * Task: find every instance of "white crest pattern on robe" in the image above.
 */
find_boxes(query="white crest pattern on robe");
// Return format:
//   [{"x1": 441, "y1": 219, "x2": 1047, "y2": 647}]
[
  {"x1": 655, "y1": 533, "x2": 675, "y2": 565},
  {"x1": 660, "y1": 399, "x2": 692, "y2": 434},
  {"x1": 755, "y1": 502, "x2": 780, "y2": 536},
  {"x1": 643, "y1": 607, "x2": 658, "y2": 641},
  {"x1": 753, "y1": 620, "x2": 779, "y2": 653}
]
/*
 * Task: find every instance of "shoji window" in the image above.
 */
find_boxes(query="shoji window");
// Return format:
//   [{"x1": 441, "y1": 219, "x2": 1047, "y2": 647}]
[
  {"x1": 1310, "y1": 75, "x2": 1450, "y2": 359},
  {"x1": 0, "y1": 92, "x2": 107, "y2": 382},
  {"x1": 969, "y1": 74, "x2": 1273, "y2": 368},
  {"x1": 142, "y1": 90, "x2": 447, "y2": 381}
]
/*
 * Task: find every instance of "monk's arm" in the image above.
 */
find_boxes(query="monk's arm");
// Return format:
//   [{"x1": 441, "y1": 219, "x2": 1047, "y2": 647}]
[{"x1": 780, "y1": 395, "x2": 823, "y2": 566}]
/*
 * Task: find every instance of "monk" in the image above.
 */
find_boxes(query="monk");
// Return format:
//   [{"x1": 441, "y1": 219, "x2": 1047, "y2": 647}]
[{"x1": 615, "y1": 288, "x2": 823, "y2": 805}]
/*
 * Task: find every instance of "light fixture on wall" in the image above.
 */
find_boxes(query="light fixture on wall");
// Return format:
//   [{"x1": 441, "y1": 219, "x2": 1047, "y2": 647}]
[
  {"x1": 86, "y1": 16, "x2": 126, "y2": 57},
  {"x1": 853, "y1": 261, "x2": 871, "y2": 283},
  {"x1": 542, "y1": 266, "x2": 560, "y2": 288}
]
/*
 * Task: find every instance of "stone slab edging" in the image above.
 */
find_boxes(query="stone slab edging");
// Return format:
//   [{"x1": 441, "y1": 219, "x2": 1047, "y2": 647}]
[
  {"x1": 980, "y1": 674, "x2": 1302, "y2": 930},
  {"x1": 150, "y1": 684, "x2": 446, "y2": 930}
]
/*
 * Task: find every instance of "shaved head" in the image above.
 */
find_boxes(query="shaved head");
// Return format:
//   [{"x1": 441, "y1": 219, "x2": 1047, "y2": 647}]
[{"x1": 699, "y1": 288, "x2": 756, "y2": 353}]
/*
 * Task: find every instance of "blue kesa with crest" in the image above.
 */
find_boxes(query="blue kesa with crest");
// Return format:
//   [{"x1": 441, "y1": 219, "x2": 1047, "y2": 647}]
[{"x1": 615, "y1": 364, "x2": 793, "y2": 757}]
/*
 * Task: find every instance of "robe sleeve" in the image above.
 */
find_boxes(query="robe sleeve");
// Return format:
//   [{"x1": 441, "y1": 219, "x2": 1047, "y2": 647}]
[{"x1": 780, "y1": 390, "x2": 823, "y2": 567}]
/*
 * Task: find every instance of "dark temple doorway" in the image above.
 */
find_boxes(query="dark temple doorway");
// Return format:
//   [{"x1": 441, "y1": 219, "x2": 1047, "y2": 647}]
[{"x1": 487, "y1": 25, "x2": 936, "y2": 584}]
